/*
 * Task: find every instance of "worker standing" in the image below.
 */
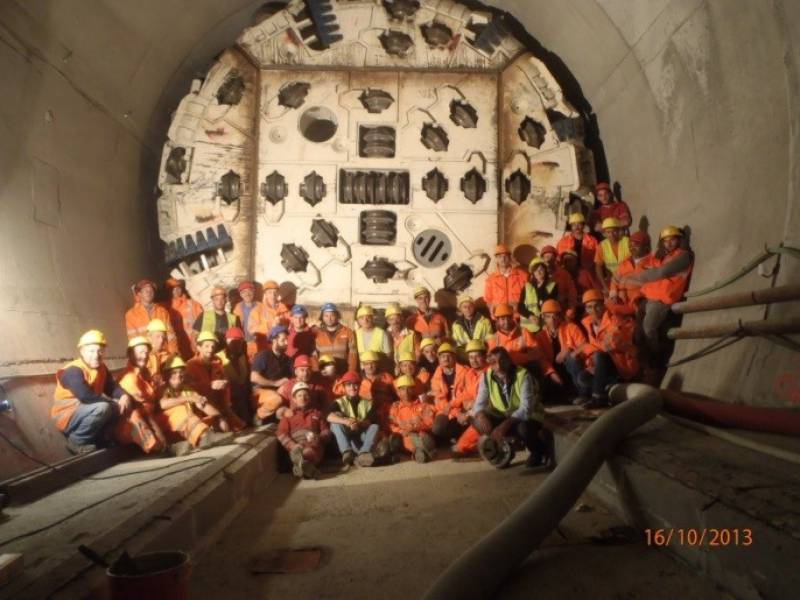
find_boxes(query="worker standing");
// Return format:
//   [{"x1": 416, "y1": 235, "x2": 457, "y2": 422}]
[
  {"x1": 232, "y1": 281, "x2": 262, "y2": 358},
  {"x1": 451, "y1": 294, "x2": 493, "y2": 351},
  {"x1": 595, "y1": 217, "x2": 631, "y2": 293},
  {"x1": 407, "y1": 287, "x2": 450, "y2": 338},
  {"x1": 313, "y1": 303, "x2": 358, "y2": 373},
  {"x1": 590, "y1": 182, "x2": 632, "y2": 234},
  {"x1": 557, "y1": 213, "x2": 599, "y2": 281},
  {"x1": 52, "y1": 330, "x2": 131, "y2": 455},
  {"x1": 539, "y1": 246, "x2": 578, "y2": 312},
  {"x1": 250, "y1": 280, "x2": 290, "y2": 353},
  {"x1": 389, "y1": 375, "x2": 437, "y2": 463},
  {"x1": 165, "y1": 277, "x2": 202, "y2": 360},
  {"x1": 519, "y1": 258, "x2": 558, "y2": 332},
  {"x1": 385, "y1": 303, "x2": 420, "y2": 364},
  {"x1": 286, "y1": 305, "x2": 316, "y2": 359},
  {"x1": 483, "y1": 244, "x2": 528, "y2": 317},
  {"x1": 278, "y1": 382, "x2": 331, "y2": 479},
  {"x1": 193, "y1": 286, "x2": 240, "y2": 346},
  {"x1": 125, "y1": 279, "x2": 177, "y2": 353},
  {"x1": 250, "y1": 325, "x2": 293, "y2": 424},
  {"x1": 354, "y1": 305, "x2": 392, "y2": 363}
]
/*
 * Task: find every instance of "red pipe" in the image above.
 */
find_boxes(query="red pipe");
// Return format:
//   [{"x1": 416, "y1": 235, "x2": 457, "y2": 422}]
[{"x1": 661, "y1": 390, "x2": 800, "y2": 436}]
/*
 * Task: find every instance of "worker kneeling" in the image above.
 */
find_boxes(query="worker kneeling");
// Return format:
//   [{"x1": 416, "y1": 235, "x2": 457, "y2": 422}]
[
  {"x1": 472, "y1": 347, "x2": 553, "y2": 470},
  {"x1": 157, "y1": 355, "x2": 235, "y2": 456},
  {"x1": 389, "y1": 375, "x2": 437, "y2": 463},
  {"x1": 327, "y1": 371, "x2": 383, "y2": 468},
  {"x1": 278, "y1": 382, "x2": 331, "y2": 479}
]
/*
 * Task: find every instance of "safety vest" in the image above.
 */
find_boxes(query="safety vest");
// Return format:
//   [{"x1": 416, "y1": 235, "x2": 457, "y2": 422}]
[
  {"x1": 355, "y1": 327, "x2": 388, "y2": 354},
  {"x1": 521, "y1": 281, "x2": 556, "y2": 332},
  {"x1": 200, "y1": 310, "x2": 237, "y2": 334},
  {"x1": 641, "y1": 248, "x2": 693, "y2": 305},
  {"x1": 52, "y1": 359, "x2": 109, "y2": 431},
  {"x1": 334, "y1": 396, "x2": 373, "y2": 420},
  {"x1": 599, "y1": 237, "x2": 631, "y2": 275},
  {"x1": 484, "y1": 367, "x2": 542, "y2": 422},
  {"x1": 452, "y1": 315, "x2": 493, "y2": 346}
]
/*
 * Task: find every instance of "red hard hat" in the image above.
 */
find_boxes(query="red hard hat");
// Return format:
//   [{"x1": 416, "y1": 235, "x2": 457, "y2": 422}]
[
  {"x1": 630, "y1": 231, "x2": 651, "y2": 245},
  {"x1": 540, "y1": 245, "x2": 557, "y2": 256},
  {"x1": 225, "y1": 327, "x2": 245, "y2": 341},
  {"x1": 237, "y1": 281, "x2": 255, "y2": 293},
  {"x1": 594, "y1": 182, "x2": 612, "y2": 193},
  {"x1": 340, "y1": 371, "x2": 361, "y2": 385},
  {"x1": 293, "y1": 354, "x2": 311, "y2": 368}
]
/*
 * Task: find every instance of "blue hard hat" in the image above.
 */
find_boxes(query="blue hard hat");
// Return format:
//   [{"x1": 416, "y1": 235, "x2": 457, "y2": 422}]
[
  {"x1": 269, "y1": 325, "x2": 289, "y2": 340},
  {"x1": 290, "y1": 304, "x2": 308, "y2": 316},
  {"x1": 321, "y1": 302, "x2": 338, "y2": 314}
]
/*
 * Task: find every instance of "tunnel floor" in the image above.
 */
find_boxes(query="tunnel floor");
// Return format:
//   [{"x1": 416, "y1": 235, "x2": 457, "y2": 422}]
[{"x1": 191, "y1": 455, "x2": 724, "y2": 599}]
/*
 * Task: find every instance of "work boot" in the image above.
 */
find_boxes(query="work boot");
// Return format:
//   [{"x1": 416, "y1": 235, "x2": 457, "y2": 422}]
[
  {"x1": 301, "y1": 460, "x2": 320, "y2": 480},
  {"x1": 372, "y1": 437, "x2": 390, "y2": 462},
  {"x1": 290, "y1": 446, "x2": 305, "y2": 478},
  {"x1": 341, "y1": 450, "x2": 355, "y2": 468},
  {"x1": 66, "y1": 439, "x2": 97, "y2": 455},
  {"x1": 169, "y1": 441, "x2": 192, "y2": 457},
  {"x1": 198, "y1": 431, "x2": 235, "y2": 450},
  {"x1": 355, "y1": 452, "x2": 375, "y2": 467}
]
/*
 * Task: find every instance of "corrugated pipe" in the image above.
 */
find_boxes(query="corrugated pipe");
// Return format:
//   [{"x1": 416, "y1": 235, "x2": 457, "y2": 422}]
[
  {"x1": 672, "y1": 284, "x2": 800, "y2": 314},
  {"x1": 422, "y1": 383, "x2": 662, "y2": 600},
  {"x1": 667, "y1": 318, "x2": 800, "y2": 340}
]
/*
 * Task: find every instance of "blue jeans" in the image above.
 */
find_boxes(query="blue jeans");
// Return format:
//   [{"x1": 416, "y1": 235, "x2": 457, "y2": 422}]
[
  {"x1": 330, "y1": 423, "x2": 379, "y2": 454},
  {"x1": 64, "y1": 401, "x2": 117, "y2": 445},
  {"x1": 565, "y1": 354, "x2": 589, "y2": 395}
]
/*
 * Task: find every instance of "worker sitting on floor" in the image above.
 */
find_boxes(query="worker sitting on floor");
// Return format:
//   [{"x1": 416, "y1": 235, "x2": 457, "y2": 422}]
[
  {"x1": 451, "y1": 294, "x2": 493, "y2": 352},
  {"x1": 452, "y1": 340, "x2": 489, "y2": 456},
  {"x1": 595, "y1": 217, "x2": 631, "y2": 294},
  {"x1": 534, "y1": 300, "x2": 588, "y2": 403},
  {"x1": 429, "y1": 343, "x2": 470, "y2": 445},
  {"x1": 115, "y1": 336, "x2": 168, "y2": 454},
  {"x1": 193, "y1": 286, "x2": 240, "y2": 347},
  {"x1": 417, "y1": 337, "x2": 439, "y2": 383},
  {"x1": 165, "y1": 277, "x2": 203, "y2": 360},
  {"x1": 557, "y1": 213, "x2": 599, "y2": 288},
  {"x1": 251, "y1": 325, "x2": 293, "y2": 425},
  {"x1": 389, "y1": 375, "x2": 437, "y2": 463},
  {"x1": 52, "y1": 330, "x2": 131, "y2": 455},
  {"x1": 287, "y1": 304, "x2": 315, "y2": 360},
  {"x1": 186, "y1": 331, "x2": 245, "y2": 432},
  {"x1": 125, "y1": 279, "x2": 177, "y2": 353},
  {"x1": 250, "y1": 280, "x2": 290, "y2": 353},
  {"x1": 407, "y1": 286, "x2": 450, "y2": 338},
  {"x1": 519, "y1": 258, "x2": 558, "y2": 333},
  {"x1": 217, "y1": 327, "x2": 252, "y2": 425},
  {"x1": 577, "y1": 289, "x2": 640, "y2": 408},
  {"x1": 539, "y1": 245, "x2": 578, "y2": 314},
  {"x1": 278, "y1": 382, "x2": 331, "y2": 480},
  {"x1": 472, "y1": 347, "x2": 552, "y2": 470},
  {"x1": 314, "y1": 303, "x2": 358, "y2": 374},
  {"x1": 609, "y1": 231, "x2": 655, "y2": 315},
  {"x1": 354, "y1": 304, "x2": 392, "y2": 365},
  {"x1": 327, "y1": 371, "x2": 383, "y2": 468},
  {"x1": 157, "y1": 355, "x2": 235, "y2": 456},
  {"x1": 484, "y1": 244, "x2": 529, "y2": 318},
  {"x1": 590, "y1": 182, "x2": 632, "y2": 234},
  {"x1": 146, "y1": 318, "x2": 172, "y2": 389},
  {"x1": 385, "y1": 303, "x2": 419, "y2": 367},
  {"x1": 278, "y1": 354, "x2": 329, "y2": 412},
  {"x1": 232, "y1": 281, "x2": 262, "y2": 359}
]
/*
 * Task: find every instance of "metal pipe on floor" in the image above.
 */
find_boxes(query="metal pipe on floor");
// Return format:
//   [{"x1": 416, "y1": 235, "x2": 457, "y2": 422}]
[
  {"x1": 667, "y1": 318, "x2": 800, "y2": 340},
  {"x1": 672, "y1": 284, "x2": 800, "y2": 314},
  {"x1": 422, "y1": 384, "x2": 662, "y2": 600}
]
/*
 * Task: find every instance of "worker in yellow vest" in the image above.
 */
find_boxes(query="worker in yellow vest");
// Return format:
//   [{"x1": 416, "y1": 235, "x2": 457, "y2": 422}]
[
  {"x1": 192, "y1": 286, "x2": 240, "y2": 347},
  {"x1": 354, "y1": 305, "x2": 391, "y2": 365},
  {"x1": 595, "y1": 217, "x2": 631, "y2": 294},
  {"x1": 451, "y1": 294, "x2": 493, "y2": 352},
  {"x1": 385, "y1": 303, "x2": 419, "y2": 366}
]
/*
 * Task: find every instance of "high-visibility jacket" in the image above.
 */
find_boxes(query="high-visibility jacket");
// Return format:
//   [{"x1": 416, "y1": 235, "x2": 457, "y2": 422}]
[
  {"x1": 314, "y1": 325, "x2": 358, "y2": 372},
  {"x1": 610, "y1": 254, "x2": 656, "y2": 313},
  {"x1": 119, "y1": 363, "x2": 157, "y2": 404},
  {"x1": 551, "y1": 266, "x2": 578, "y2": 310},
  {"x1": 581, "y1": 312, "x2": 638, "y2": 380},
  {"x1": 451, "y1": 315, "x2": 493, "y2": 347},
  {"x1": 484, "y1": 367, "x2": 543, "y2": 422},
  {"x1": 390, "y1": 327, "x2": 419, "y2": 358},
  {"x1": 199, "y1": 310, "x2": 238, "y2": 335},
  {"x1": 406, "y1": 310, "x2": 450, "y2": 337},
  {"x1": 332, "y1": 395, "x2": 374, "y2": 421},
  {"x1": 185, "y1": 355, "x2": 245, "y2": 432},
  {"x1": 596, "y1": 237, "x2": 631, "y2": 276},
  {"x1": 51, "y1": 359, "x2": 109, "y2": 431},
  {"x1": 233, "y1": 301, "x2": 263, "y2": 342},
  {"x1": 557, "y1": 231, "x2": 598, "y2": 272},
  {"x1": 125, "y1": 303, "x2": 177, "y2": 353},
  {"x1": 355, "y1": 327, "x2": 390, "y2": 355},
  {"x1": 146, "y1": 349, "x2": 172, "y2": 388},
  {"x1": 591, "y1": 201, "x2": 632, "y2": 231},
  {"x1": 116, "y1": 364, "x2": 163, "y2": 453},
  {"x1": 389, "y1": 400, "x2": 435, "y2": 435},
  {"x1": 457, "y1": 365, "x2": 487, "y2": 414},
  {"x1": 520, "y1": 281, "x2": 557, "y2": 332},
  {"x1": 641, "y1": 248, "x2": 693, "y2": 305},
  {"x1": 170, "y1": 296, "x2": 202, "y2": 359},
  {"x1": 430, "y1": 363, "x2": 470, "y2": 417},
  {"x1": 487, "y1": 327, "x2": 554, "y2": 375},
  {"x1": 157, "y1": 385, "x2": 210, "y2": 447},
  {"x1": 250, "y1": 301, "x2": 290, "y2": 352},
  {"x1": 534, "y1": 323, "x2": 588, "y2": 364},
  {"x1": 483, "y1": 267, "x2": 529, "y2": 309}
]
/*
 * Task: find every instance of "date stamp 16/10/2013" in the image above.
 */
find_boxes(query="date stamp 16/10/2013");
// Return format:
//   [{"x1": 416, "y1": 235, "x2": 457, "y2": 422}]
[{"x1": 645, "y1": 528, "x2": 753, "y2": 547}]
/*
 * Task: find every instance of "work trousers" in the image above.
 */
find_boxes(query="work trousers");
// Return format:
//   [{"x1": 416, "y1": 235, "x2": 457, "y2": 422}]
[
  {"x1": 473, "y1": 411, "x2": 548, "y2": 456},
  {"x1": 64, "y1": 401, "x2": 117, "y2": 446},
  {"x1": 570, "y1": 352, "x2": 620, "y2": 398},
  {"x1": 331, "y1": 422, "x2": 379, "y2": 454}
]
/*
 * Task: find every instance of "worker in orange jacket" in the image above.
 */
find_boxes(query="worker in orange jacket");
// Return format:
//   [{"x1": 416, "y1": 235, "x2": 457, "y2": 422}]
[
  {"x1": 217, "y1": 327, "x2": 252, "y2": 424},
  {"x1": 233, "y1": 281, "x2": 263, "y2": 358},
  {"x1": 557, "y1": 213, "x2": 599, "y2": 282},
  {"x1": 576, "y1": 289, "x2": 639, "y2": 408},
  {"x1": 406, "y1": 286, "x2": 450, "y2": 337},
  {"x1": 589, "y1": 182, "x2": 632, "y2": 234},
  {"x1": 116, "y1": 337, "x2": 168, "y2": 454},
  {"x1": 535, "y1": 300, "x2": 588, "y2": 403},
  {"x1": 165, "y1": 278, "x2": 202, "y2": 360},
  {"x1": 560, "y1": 249, "x2": 601, "y2": 298},
  {"x1": 186, "y1": 331, "x2": 245, "y2": 432},
  {"x1": 389, "y1": 375, "x2": 437, "y2": 463},
  {"x1": 453, "y1": 340, "x2": 489, "y2": 455},
  {"x1": 358, "y1": 351, "x2": 396, "y2": 432},
  {"x1": 145, "y1": 319, "x2": 173, "y2": 391},
  {"x1": 539, "y1": 245, "x2": 578, "y2": 313},
  {"x1": 486, "y1": 303, "x2": 554, "y2": 376},
  {"x1": 278, "y1": 382, "x2": 332, "y2": 479},
  {"x1": 313, "y1": 303, "x2": 358, "y2": 373},
  {"x1": 483, "y1": 244, "x2": 529, "y2": 317},
  {"x1": 125, "y1": 279, "x2": 177, "y2": 353},
  {"x1": 250, "y1": 280, "x2": 290, "y2": 353},
  {"x1": 52, "y1": 330, "x2": 132, "y2": 455},
  {"x1": 157, "y1": 355, "x2": 235, "y2": 456},
  {"x1": 396, "y1": 351, "x2": 431, "y2": 399},
  {"x1": 609, "y1": 231, "x2": 655, "y2": 315},
  {"x1": 429, "y1": 342, "x2": 471, "y2": 444}
]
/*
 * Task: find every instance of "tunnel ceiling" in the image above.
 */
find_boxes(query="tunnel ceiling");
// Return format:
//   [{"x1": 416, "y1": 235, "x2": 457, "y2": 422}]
[{"x1": 156, "y1": 0, "x2": 595, "y2": 306}]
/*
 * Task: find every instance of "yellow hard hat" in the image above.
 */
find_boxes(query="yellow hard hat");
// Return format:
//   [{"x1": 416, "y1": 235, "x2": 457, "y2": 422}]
[
  {"x1": 77, "y1": 329, "x2": 106, "y2": 348},
  {"x1": 162, "y1": 355, "x2": 186, "y2": 372},
  {"x1": 196, "y1": 331, "x2": 217, "y2": 344},
  {"x1": 397, "y1": 351, "x2": 416, "y2": 363},
  {"x1": 318, "y1": 354, "x2": 335, "y2": 366},
  {"x1": 384, "y1": 304, "x2": 402, "y2": 318},
  {"x1": 127, "y1": 336, "x2": 151, "y2": 349},
  {"x1": 457, "y1": 294, "x2": 474, "y2": 307},
  {"x1": 437, "y1": 342, "x2": 456, "y2": 355},
  {"x1": 359, "y1": 351, "x2": 380, "y2": 363},
  {"x1": 356, "y1": 305, "x2": 375, "y2": 319},
  {"x1": 659, "y1": 225, "x2": 683, "y2": 240},
  {"x1": 146, "y1": 319, "x2": 168, "y2": 333},
  {"x1": 528, "y1": 257, "x2": 547, "y2": 272},
  {"x1": 602, "y1": 217, "x2": 622, "y2": 230},
  {"x1": 413, "y1": 286, "x2": 430, "y2": 299},
  {"x1": 568, "y1": 212, "x2": 585, "y2": 225},
  {"x1": 464, "y1": 340, "x2": 486, "y2": 354},
  {"x1": 395, "y1": 375, "x2": 415, "y2": 389},
  {"x1": 419, "y1": 337, "x2": 436, "y2": 351}
]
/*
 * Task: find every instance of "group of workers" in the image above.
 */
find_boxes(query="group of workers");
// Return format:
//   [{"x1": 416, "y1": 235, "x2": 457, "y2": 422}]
[{"x1": 51, "y1": 182, "x2": 693, "y2": 477}]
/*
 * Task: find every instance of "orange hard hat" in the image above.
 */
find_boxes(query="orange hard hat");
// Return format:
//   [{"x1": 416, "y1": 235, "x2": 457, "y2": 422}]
[
  {"x1": 494, "y1": 244, "x2": 511, "y2": 256},
  {"x1": 541, "y1": 299, "x2": 562, "y2": 314},
  {"x1": 165, "y1": 277, "x2": 184, "y2": 289},
  {"x1": 582, "y1": 289, "x2": 605, "y2": 304},
  {"x1": 211, "y1": 286, "x2": 227, "y2": 297},
  {"x1": 262, "y1": 280, "x2": 279, "y2": 290},
  {"x1": 493, "y1": 303, "x2": 514, "y2": 318},
  {"x1": 135, "y1": 279, "x2": 156, "y2": 292}
]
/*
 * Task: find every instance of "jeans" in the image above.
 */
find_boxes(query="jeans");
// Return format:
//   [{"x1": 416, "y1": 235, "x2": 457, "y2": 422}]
[
  {"x1": 64, "y1": 401, "x2": 117, "y2": 445},
  {"x1": 565, "y1": 354, "x2": 588, "y2": 395},
  {"x1": 591, "y1": 351, "x2": 620, "y2": 396},
  {"x1": 330, "y1": 422, "x2": 379, "y2": 454}
]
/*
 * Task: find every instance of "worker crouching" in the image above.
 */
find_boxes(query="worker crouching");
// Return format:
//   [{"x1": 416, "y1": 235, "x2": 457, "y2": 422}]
[
  {"x1": 327, "y1": 371, "x2": 385, "y2": 468},
  {"x1": 389, "y1": 375, "x2": 436, "y2": 463},
  {"x1": 278, "y1": 382, "x2": 331, "y2": 479}
]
